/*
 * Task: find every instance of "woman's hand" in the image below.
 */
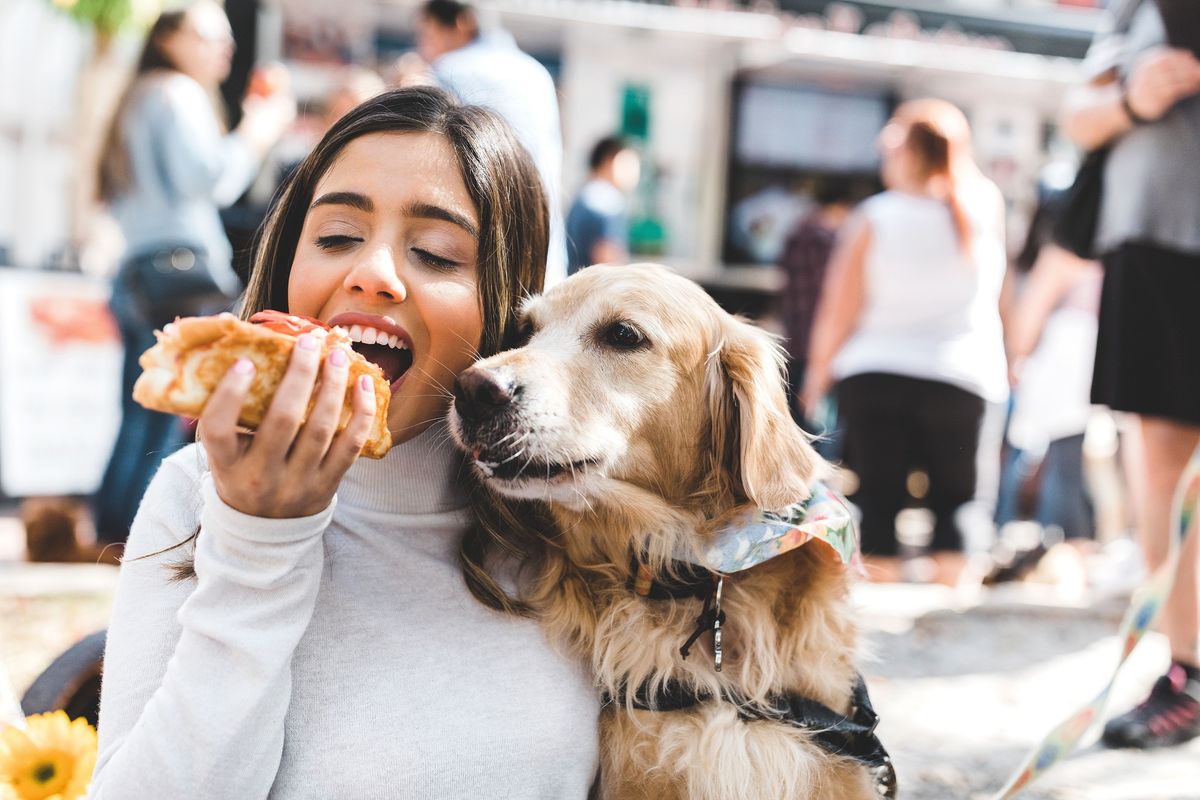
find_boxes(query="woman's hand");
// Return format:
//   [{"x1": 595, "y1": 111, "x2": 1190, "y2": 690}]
[
  {"x1": 1125, "y1": 47, "x2": 1200, "y2": 122},
  {"x1": 199, "y1": 332, "x2": 378, "y2": 518}
]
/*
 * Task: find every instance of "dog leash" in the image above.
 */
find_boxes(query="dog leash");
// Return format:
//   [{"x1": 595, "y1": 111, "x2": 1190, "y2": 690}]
[{"x1": 991, "y1": 446, "x2": 1200, "y2": 798}]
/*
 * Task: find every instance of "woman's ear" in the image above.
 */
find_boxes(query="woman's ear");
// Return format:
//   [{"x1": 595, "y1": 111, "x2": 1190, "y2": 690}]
[{"x1": 705, "y1": 316, "x2": 819, "y2": 511}]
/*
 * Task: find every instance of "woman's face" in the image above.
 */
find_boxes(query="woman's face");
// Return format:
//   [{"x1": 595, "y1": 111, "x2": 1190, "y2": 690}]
[
  {"x1": 160, "y1": 3, "x2": 235, "y2": 89},
  {"x1": 289, "y1": 132, "x2": 484, "y2": 444},
  {"x1": 878, "y1": 119, "x2": 923, "y2": 192}
]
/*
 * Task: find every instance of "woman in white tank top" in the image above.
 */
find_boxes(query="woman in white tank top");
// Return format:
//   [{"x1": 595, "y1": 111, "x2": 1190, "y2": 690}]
[{"x1": 803, "y1": 99, "x2": 1008, "y2": 585}]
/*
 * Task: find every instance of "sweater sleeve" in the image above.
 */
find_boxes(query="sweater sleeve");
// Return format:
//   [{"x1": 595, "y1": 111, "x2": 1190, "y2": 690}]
[
  {"x1": 91, "y1": 449, "x2": 335, "y2": 799},
  {"x1": 147, "y1": 76, "x2": 260, "y2": 208}
]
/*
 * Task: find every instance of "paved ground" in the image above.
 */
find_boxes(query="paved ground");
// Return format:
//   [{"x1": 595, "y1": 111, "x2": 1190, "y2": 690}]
[
  {"x1": 857, "y1": 582, "x2": 1200, "y2": 800},
  {"x1": 2, "y1": 512, "x2": 1198, "y2": 798}
]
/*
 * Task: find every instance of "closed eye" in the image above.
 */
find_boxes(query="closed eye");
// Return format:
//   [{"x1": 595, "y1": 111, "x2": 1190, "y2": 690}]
[
  {"x1": 315, "y1": 235, "x2": 362, "y2": 251},
  {"x1": 413, "y1": 248, "x2": 460, "y2": 271}
]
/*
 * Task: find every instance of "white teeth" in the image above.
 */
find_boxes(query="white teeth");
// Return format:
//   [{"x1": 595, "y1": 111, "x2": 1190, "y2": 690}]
[{"x1": 344, "y1": 324, "x2": 407, "y2": 351}]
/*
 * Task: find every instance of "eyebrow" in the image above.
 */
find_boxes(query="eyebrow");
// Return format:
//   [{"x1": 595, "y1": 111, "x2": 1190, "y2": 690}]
[
  {"x1": 402, "y1": 201, "x2": 479, "y2": 239},
  {"x1": 307, "y1": 194, "x2": 478, "y2": 239},
  {"x1": 309, "y1": 191, "x2": 374, "y2": 213}
]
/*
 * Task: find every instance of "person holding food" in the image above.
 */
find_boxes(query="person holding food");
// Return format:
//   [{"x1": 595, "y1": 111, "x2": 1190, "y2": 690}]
[
  {"x1": 94, "y1": 1, "x2": 294, "y2": 546},
  {"x1": 90, "y1": 87, "x2": 600, "y2": 798}
]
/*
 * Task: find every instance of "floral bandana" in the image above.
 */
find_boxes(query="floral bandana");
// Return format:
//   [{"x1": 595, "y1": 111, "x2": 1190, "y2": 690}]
[{"x1": 685, "y1": 481, "x2": 863, "y2": 575}]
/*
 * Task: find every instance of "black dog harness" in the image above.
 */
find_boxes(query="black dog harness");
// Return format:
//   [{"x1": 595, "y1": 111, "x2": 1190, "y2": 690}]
[{"x1": 621, "y1": 554, "x2": 899, "y2": 799}]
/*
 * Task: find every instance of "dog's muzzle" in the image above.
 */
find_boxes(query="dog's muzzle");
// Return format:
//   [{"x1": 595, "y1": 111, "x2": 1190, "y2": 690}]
[{"x1": 453, "y1": 367, "x2": 518, "y2": 425}]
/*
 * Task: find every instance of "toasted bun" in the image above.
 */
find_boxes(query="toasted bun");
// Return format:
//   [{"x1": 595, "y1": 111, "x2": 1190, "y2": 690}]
[{"x1": 132, "y1": 315, "x2": 392, "y2": 458}]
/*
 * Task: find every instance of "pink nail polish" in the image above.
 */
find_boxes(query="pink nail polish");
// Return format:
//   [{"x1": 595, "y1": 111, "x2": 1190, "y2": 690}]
[
  {"x1": 330, "y1": 347, "x2": 348, "y2": 367},
  {"x1": 234, "y1": 358, "x2": 255, "y2": 376},
  {"x1": 359, "y1": 375, "x2": 372, "y2": 392},
  {"x1": 297, "y1": 333, "x2": 318, "y2": 351}
]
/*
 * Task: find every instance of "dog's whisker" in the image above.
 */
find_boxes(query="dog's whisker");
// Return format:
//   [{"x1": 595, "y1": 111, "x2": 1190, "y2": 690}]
[
  {"x1": 494, "y1": 430, "x2": 522, "y2": 447},
  {"x1": 445, "y1": 328, "x2": 482, "y2": 358},
  {"x1": 519, "y1": 451, "x2": 538, "y2": 478},
  {"x1": 408, "y1": 366, "x2": 456, "y2": 398},
  {"x1": 389, "y1": 413, "x2": 449, "y2": 434},
  {"x1": 419, "y1": 353, "x2": 467, "y2": 378}
]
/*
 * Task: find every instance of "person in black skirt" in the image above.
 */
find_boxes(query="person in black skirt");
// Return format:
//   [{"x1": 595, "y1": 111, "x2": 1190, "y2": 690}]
[{"x1": 1062, "y1": 0, "x2": 1200, "y2": 750}]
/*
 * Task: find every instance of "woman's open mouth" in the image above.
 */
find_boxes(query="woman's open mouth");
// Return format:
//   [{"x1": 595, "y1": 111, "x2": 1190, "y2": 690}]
[
  {"x1": 348, "y1": 326, "x2": 413, "y2": 389},
  {"x1": 326, "y1": 313, "x2": 415, "y2": 390}
]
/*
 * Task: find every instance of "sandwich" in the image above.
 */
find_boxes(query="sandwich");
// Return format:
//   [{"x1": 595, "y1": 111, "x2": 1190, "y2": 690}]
[{"x1": 132, "y1": 311, "x2": 392, "y2": 458}]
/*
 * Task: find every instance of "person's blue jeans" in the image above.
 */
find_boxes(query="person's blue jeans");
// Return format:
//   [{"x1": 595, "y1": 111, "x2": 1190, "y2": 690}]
[
  {"x1": 996, "y1": 433, "x2": 1094, "y2": 541},
  {"x1": 94, "y1": 293, "x2": 185, "y2": 543}
]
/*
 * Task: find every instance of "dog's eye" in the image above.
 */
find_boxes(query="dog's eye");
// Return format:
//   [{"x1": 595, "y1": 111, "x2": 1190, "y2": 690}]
[{"x1": 602, "y1": 321, "x2": 647, "y2": 350}]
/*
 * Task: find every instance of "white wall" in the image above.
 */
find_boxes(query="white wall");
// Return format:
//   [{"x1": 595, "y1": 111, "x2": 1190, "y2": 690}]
[
  {"x1": 558, "y1": 26, "x2": 739, "y2": 276},
  {"x1": 0, "y1": 0, "x2": 94, "y2": 269}
]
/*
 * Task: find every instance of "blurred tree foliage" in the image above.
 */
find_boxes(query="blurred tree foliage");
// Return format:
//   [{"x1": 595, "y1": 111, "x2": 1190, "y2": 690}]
[{"x1": 50, "y1": 0, "x2": 159, "y2": 39}]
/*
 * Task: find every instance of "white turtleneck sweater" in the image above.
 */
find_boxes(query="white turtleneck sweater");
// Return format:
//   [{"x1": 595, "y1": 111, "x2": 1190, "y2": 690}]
[{"x1": 91, "y1": 425, "x2": 600, "y2": 799}]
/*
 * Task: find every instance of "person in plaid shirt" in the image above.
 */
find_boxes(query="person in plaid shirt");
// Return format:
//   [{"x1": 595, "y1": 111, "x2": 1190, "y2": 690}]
[{"x1": 778, "y1": 179, "x2": 854, "y2": 422}]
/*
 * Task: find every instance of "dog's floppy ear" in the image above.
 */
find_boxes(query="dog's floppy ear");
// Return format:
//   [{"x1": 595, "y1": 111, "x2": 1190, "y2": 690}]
[{"x1": 706, "y1": 316, "x2": 818, "y2": 511}]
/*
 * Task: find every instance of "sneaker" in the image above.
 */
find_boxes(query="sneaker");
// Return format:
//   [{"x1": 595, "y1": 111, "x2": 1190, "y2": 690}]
[
  {"x1": 1102, "y1": 663, "x2": 1200, "y2": 749},
  {"x1": 981, "y1": 543, "x2": 1047, "y2": 586}
]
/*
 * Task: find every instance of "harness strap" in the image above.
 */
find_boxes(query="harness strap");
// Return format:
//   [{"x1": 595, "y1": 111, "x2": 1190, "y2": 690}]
[
  {"x1": 609, "y1": 674, "x2": 898, "y2": 799},
  {"x1": 627, "y1": 551, "x2": 715, "y2": 601},
  {"x1": 622, "y1": 547, "x2": 897, "y2": 797}
]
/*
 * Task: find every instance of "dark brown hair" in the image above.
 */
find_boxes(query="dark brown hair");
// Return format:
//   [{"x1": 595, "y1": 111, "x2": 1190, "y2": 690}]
[
  {"x1": 97, "y1": 8, "x2": 203, "y2": 201},
  {"x1": 420, "y1": 0, "x2": 477, "y2": 32},
  {"x1": 243, "y1": 86, "x2": 546, "y2": 359},
  {"x1": 160, "y1": 87, "x2": 553, "y2": 613}
]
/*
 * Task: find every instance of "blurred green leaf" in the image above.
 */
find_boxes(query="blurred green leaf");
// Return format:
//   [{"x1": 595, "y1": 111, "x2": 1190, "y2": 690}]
[{"x1": 49, "y1": 0, "x2": 159, "y2": 38}]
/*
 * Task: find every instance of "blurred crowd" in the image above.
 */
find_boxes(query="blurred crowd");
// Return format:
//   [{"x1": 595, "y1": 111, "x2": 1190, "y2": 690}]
[{"x1": 12, "y1": 0, "x2": 1200, "y2": 758}]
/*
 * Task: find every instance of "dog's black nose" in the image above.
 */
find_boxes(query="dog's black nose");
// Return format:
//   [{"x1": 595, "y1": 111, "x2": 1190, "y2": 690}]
[{"x1": 453, "y1": 368, "x2": 516, "y2": 422}]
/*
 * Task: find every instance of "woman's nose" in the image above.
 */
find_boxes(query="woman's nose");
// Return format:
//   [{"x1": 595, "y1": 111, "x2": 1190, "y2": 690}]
[{"x1": 343, "y1": 248, "x2": 407, "y2": 303}]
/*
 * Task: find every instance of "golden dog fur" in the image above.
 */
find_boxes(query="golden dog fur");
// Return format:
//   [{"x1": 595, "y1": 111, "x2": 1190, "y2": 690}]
[{"x1": 451, "y1": 264, "x2": 876, "y2": 799}]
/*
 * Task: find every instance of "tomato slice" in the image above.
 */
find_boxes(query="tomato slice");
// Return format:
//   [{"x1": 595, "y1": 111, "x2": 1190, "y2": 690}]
[{"x1": 249, "y1": 310, "x2": 331, "y2": 337}]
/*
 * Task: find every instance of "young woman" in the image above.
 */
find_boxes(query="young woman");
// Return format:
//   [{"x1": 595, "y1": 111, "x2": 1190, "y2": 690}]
[
  {"x1": 1062, "y1": 0, "x2": 1200, "y2": 749},
  {"x1": 91, "y1": 87, "x2": 600, "y2": 798},
  {"x1": 95, "y1": 1, "x2": 293, "y2": 545},
  {"x1": 802, "y1": 99, "x2": 1008, "y2": 586}
]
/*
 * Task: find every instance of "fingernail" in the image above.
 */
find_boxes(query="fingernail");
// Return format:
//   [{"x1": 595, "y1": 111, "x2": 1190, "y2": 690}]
[
  {"x1": 234, "y1": 358, "x2": 255, "y2": 376},
  {"x1": 297, "y1": 333, "x2": 318, "y2": 351},
  {"x1": 330, "y1": 347, "x2": 349, "y2": 367},
  {"x1": 359, "y1": 375, "x2": 372, "y2": 392}
]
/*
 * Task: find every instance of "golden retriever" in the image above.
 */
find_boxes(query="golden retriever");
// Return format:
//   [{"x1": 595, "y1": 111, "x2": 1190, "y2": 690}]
[{"x1": 449, "y1": 264, "x2": 892, "y2": 800}]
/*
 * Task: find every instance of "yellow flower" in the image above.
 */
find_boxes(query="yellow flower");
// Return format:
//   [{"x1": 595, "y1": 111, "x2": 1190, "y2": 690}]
[{"x1": 0, "y1": 712, "x2": 97, "y2": 800}]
